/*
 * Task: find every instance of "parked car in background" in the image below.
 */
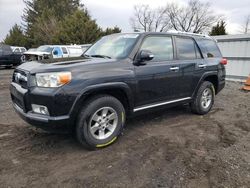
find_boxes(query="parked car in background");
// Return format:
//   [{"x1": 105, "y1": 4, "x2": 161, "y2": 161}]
[
  {"x1": 80, "y1": 44, "x2": 91, "y2": 52},
  {"x1": 0, "y1": 44, "x2": 25, "y2": 68},
  {"x1": 23, "y1": 45, "x2": 85, "y2": 61},
  {"x1": 11, "y1": 46, "x2": 27, "y2": 53},
  {"x1": 11, "y1": 46, "x2": 27, "y2": 64}
]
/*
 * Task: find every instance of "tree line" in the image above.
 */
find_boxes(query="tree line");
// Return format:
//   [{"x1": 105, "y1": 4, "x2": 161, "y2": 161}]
[
  {"x1": 130, "y1": 0, "x2": 250, "y2": 35},
  {"x1": 3, "y1": 0, "x2": 250, "y2": 48},
  {"x1": 3, "y1": 0, "x2": 121, "y2": 48},
  {"x1": 130, "y1": 0, "x2": 228, "y2": 35}
]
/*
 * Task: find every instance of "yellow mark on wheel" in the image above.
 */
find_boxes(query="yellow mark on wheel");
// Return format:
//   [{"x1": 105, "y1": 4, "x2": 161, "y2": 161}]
[
  {"x1": 96, "y1": 136, "x2": 117, "y2": 148},
  {"x1": 122, "y1": 112, "x2": 125, "y2": 123}
]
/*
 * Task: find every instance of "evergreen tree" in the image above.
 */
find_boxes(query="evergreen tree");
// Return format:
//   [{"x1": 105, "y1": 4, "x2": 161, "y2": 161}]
[
  {"x1": 22, "y1": 0, "x2": 80, "y2": 47},
  {"x1": 101, "y1": 26, "x2": 121, "y2": 36},
  {"x1": 4, "y1": 0, "x2": 122, "y2": 47},
  {"x1": 209, "y1": 20, "x2": 227, "y2": 36},
  {"x1": 4, "y1": 24, "x2": 27, "y2": 47},
  {"x1": 55, "y1": 9, "x2": 102, "y2": 44}
]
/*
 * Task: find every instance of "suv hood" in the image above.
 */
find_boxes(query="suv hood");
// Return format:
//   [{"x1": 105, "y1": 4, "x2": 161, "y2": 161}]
[{"x1": 17, "y1": 56, "x2": 119, "y2": 74}]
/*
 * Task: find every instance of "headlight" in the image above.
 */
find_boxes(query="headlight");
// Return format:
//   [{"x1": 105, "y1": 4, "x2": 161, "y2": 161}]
[{"x1": 36, "y1": 72, "x2": 72, "y2": 87}]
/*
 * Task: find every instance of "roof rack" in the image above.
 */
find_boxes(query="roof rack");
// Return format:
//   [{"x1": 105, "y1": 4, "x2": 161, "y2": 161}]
[{"x1": 167, "y1": 30, "x2": 211, "y2": 39}]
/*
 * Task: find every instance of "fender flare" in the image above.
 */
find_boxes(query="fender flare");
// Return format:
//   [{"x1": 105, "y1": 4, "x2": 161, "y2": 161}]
[
  {"x1": 192, "y1": 71, "x2": 218, "y2": 98},
  {"x1": 69, "y1": 82, "x2": 134, "y2": 120}
]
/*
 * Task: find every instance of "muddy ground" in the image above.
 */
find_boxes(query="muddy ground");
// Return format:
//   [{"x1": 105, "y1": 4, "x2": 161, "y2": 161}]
[{"x1": 0, "y1": 68, "x2": 250, "y2": 188}]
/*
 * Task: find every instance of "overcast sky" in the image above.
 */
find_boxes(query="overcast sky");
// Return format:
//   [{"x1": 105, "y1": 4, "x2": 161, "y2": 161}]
[{"x1": 0, "y1": 0, "x2": 250, "y2": 41}]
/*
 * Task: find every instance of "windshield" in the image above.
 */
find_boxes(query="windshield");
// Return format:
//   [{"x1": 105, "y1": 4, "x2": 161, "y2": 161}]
[
  {"x1": 37, "y1": 45, "x2": 53, "y2": 53},
  {"x1": 84, "y1": 34, "x2": 139, "y2": 59}
]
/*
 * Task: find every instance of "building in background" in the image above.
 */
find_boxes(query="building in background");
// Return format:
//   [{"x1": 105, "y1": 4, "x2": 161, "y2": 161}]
[{"x1": 213, "y1": 34, "x2": 250, "y2": 81}]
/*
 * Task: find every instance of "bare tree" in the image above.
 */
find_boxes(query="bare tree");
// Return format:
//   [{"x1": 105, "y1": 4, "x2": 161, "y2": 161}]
[
  {"x1": 165, "y1": 0, "x2": 220, "y2": 33},
  {"x1": 130, "y1": 0, "x2": 220, "y2": 33},
  {"x1": 242, "y1": 15, "x2": 250, "y2": 34},
  {"x1": 130, "y1": 5, "x2": 171, "y2": 32}
]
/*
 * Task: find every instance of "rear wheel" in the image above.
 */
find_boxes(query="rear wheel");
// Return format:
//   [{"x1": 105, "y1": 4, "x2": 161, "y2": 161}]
[
  {"x1": 76, "y1": 95, "x2": 125, "y2": 149},
  {"x1": 190, "y1": 81, "x2": 215, "y2": 115},
  {"x1": 20, "y1": 55, "x2": 26, "y2": 64}
]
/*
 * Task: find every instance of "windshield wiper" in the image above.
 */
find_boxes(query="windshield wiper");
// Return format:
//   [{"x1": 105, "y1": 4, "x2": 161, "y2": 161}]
[{"x1": 89, "y1": 54, "x2": 112, "y2": 59}]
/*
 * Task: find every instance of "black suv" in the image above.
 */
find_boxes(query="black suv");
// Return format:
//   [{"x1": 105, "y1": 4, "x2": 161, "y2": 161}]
[
  {"x1": 10, "y1": 32, "x2": 226, "y2": 149},
  {"x1": 0, "y1": 44, "x2": 24, "y2": 68}
]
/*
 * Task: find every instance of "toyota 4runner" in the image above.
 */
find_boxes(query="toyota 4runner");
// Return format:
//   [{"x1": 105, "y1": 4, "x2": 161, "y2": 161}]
[{"x1": 10, "y1": 32, "x2": 226, "y2": 149}]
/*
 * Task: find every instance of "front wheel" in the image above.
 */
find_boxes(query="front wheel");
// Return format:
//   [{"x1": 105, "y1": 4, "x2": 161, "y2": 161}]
[
  {"x1": 190, "y1": 81, "x2": 215, "y2": 115},
  {"x1": 76, "y1": 95, "x2": 126, "y2": 149}
]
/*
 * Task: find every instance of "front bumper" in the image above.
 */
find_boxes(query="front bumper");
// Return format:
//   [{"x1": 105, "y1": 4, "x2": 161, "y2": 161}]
[{"x1": 10, "y1": 82, "x2": 73, "y2": 132}]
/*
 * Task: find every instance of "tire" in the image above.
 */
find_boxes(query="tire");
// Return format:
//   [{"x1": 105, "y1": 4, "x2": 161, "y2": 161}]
[
  {"x1": 190, "y1": 81, "x2": 215, "y2": 115},
  {"x1": 76, "y1": 95, "x2": 126, "y2": 149},
  {"x1": 20, "y1": 55, "x2": 26, "y2": 64}
]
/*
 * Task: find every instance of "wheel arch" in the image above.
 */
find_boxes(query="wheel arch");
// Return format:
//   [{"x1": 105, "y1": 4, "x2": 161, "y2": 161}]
[
  {"x1": 192, "y1": 71, "x2": 219, "y2": 98},
  {"x1": 69, "y1": 82, "x2": 134, "y2": 125}
]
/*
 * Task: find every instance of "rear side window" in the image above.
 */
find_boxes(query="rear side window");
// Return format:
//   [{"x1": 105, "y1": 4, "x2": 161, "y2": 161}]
[
  {"x1": 14, "y1": 48, "x2": 20, "y2": 53},
  {"x1": 21, "y1": 48, "x2": 26, "y2": 52},
  {"x1": 176, "y1": 37, "x2": 199, "y2": 60},
  {"x1": 61, "y1": 47, "x2": 68, "y2": 54},
  {"x1": 196, "y1": 39, "x2": 221, "y2": 58},
  {"x1": 140, "y1": 36, "x2": 173, "y2": 61}
]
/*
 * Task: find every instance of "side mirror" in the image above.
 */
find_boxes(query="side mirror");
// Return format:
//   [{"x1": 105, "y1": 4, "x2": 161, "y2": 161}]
[
  {"x1": 135, "y1": 50, "x2": 154, "y2": 65},
  {"x1": 53, "y1": 50, "x2": 58, "y2": 55}
]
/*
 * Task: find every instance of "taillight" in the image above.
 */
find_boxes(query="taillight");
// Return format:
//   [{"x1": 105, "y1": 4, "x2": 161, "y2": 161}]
[{"x1": 220, "y1": 58, "x2": 227, "y2": 65}]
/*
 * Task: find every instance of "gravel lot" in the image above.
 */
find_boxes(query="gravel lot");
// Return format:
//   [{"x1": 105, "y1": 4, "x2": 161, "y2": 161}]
[{"x1": 0, "y1": 68, "x2": 250, "y2": 188}]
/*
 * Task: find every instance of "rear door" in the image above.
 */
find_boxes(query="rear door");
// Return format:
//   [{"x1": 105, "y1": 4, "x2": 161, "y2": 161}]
[{"x1": 174, "y1": 36, "x2": 204, "y2": 97}]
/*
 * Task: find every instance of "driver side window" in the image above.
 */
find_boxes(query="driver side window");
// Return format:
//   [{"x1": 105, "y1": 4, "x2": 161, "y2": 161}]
[{"x1": 140, "y1": 36, "x2": 173, "y2": 61}]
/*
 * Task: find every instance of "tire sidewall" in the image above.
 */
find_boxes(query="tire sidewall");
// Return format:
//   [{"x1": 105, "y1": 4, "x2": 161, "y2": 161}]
[
  {"x1": 76, "y1": 96, "x2": 125, "y2": 148},
  {"x1": 197, "y1": 82, "x2": 215, "y2": 114},
  {"x1": 20, "y1": 55, "x2": 26, "y2": 63}
]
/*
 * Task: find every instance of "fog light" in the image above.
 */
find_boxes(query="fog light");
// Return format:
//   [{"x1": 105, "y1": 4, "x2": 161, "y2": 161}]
[{"x1": 31, "y1": 104, "x2": 49, "y2": 115}]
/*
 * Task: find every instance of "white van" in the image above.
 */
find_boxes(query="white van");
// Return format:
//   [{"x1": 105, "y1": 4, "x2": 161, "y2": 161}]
[{"x1": 23, "y1": 45, "x2": 85, "y2": 61}]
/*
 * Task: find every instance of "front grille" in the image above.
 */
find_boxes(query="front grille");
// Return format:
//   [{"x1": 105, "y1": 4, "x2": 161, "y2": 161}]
[{"x1": 12, "y1": 69, "x2": 28, "y2": 88}]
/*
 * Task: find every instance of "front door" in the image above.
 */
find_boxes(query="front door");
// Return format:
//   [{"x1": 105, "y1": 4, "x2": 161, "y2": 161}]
[{"x1": 134, "y1": 35, "x2": 182, "y2": 107}]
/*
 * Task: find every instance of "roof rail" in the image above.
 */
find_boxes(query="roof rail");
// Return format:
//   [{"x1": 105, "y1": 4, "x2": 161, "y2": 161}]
[{"x1": 167, "y1": 30, "x2": 211, "y2": 39}]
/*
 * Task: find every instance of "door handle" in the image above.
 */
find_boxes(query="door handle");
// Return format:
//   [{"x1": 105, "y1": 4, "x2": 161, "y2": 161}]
[
  {"x1": 170, "y1": 67, "x2": 179, "y2": 71},
  {"x1": 198, "y1": 64, "x2": 207, "y2": 68}
]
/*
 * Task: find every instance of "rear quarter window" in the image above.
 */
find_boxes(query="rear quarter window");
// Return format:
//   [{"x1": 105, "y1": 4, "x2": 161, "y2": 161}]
[{"x1": 196, "y1": 39, "x2": 222, "y2": 58}]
